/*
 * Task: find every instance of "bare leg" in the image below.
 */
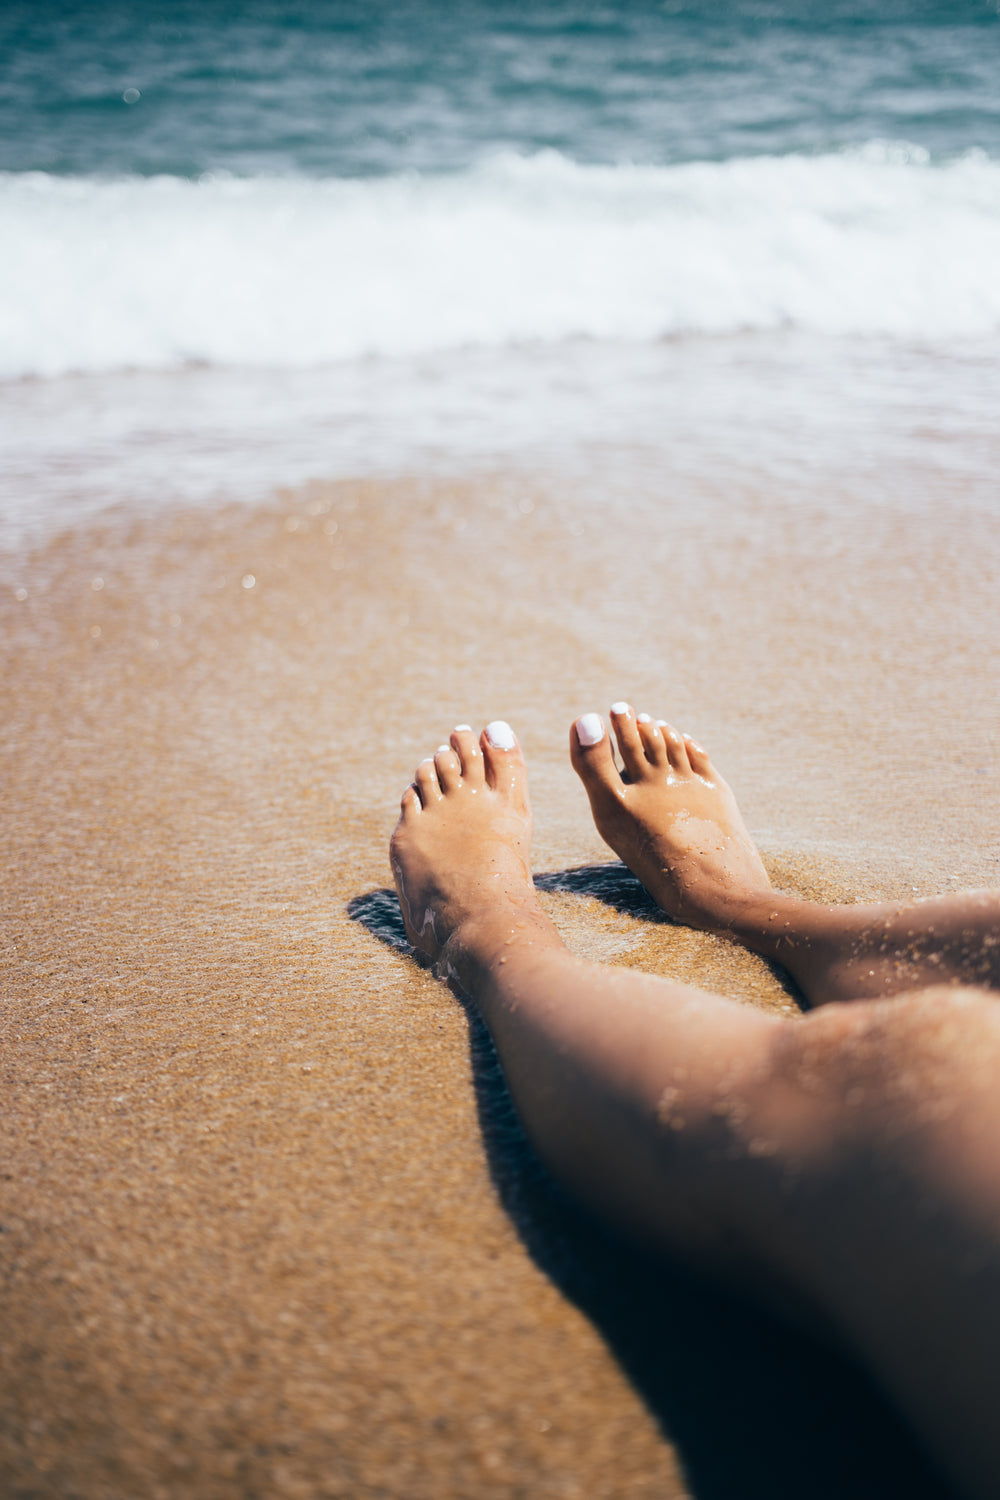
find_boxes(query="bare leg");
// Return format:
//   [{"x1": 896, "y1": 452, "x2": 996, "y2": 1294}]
[
  {"x1": 390, "y1": 721, "x2": 785, "y2": 1263},
  {"x1": 391, "y1": 722, "x2": 1000, "y2": 1500},
  {"x1": 570, "y1": 703, "x2": 1000, "y2": 1007}
]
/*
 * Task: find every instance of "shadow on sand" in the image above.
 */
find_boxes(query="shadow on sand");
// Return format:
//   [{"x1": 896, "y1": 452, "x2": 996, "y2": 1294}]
[{"x1": 348, "y1": 866, "x2": 956, "y2": 1500}]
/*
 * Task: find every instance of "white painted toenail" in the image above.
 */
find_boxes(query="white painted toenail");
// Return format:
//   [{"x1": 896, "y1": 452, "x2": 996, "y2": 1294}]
[
  {"x1": 610, "y1": 701, "x2": 630, "y2": 716},
  {"x1": 485, "y1": 720, "x2": 516, "y2": 750},
  {"x1": 436, "y1": 744, "x2": 451, "y2": 754},
  {"x1": 656, "y1": 719, "x2": 667, "y2": 726},
  {"x1": 637, "y1": 713, "x2": 652, "y2": 724},
  {"x1": 454, "y1": 724, "x2": 472, "y2": 732},
  {"x1": 576, "y1": 713, "x2": 605, "y2": 747}
]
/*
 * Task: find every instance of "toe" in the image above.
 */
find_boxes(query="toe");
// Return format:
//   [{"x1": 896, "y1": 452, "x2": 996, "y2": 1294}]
[
  {"x1": 481, "y1": 720, "x2": 527, "y2": 801},
  {"x1": 414, "y1": 757, "x2": 442, "y2": 806},
  {"x1": 637, "y1": 712, "x2": 668, "y2": 767},
  {"x1": 684, "y1": 734, "x2": 713, "y2": 779},
  {"x1": 450, "y1": 724, "x2": 485, "y2": 787},
  {"x1": 570, "y1": 712, "x2": 625, "y2": 802},
  {"x1": 398, "y1": 784, "x2": 422, "y2": 822},
  {"x1": 659, "y1": 720, "x2": 691, "y2": 773},
  {"x1": 434, "y1": 743, "x2": 463, "y2": 793},
  {"x1": 610, "y1": 702, "x2": 647, "y2": 779}
]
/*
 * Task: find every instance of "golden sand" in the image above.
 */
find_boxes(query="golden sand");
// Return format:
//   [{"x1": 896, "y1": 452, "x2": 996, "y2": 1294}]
[{"x1": 2, "y1": 473, "x2": 997, "y2": 1497}]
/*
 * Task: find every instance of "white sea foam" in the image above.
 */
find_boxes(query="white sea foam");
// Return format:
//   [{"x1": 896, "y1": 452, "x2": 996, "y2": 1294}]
[{"x1": 2, "y1": 145, "x2": 1000, "y2": 378}]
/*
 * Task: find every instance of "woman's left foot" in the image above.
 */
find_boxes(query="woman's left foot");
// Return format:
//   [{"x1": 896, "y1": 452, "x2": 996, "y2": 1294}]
[{"x1": 390, "y1": 721, "x2": 541, "y2": 971}]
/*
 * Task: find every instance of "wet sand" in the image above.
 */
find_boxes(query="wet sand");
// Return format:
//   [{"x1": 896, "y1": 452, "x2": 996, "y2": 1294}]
[{"x1": 2, "y1": 470, "x2": 999, "y2": 1498}]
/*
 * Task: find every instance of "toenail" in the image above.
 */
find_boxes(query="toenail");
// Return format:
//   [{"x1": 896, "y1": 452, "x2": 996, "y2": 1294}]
[
  {"x1": 610, "y1": 701, "x2": 630, "y2": 716},
  {"x1": 576, "y1": 713, "x2": 605, "y2": 747},
  {"x1": 454, "y1": 724, "x2": 472, "y2": 732},
  {"x1": 637, "y1": 712, "x2": 652, "y2": 724},
  {"x1": 436, "y1": 744, "x2": 451, "y2": 754},
  {"x1": 485, "y1": 720, "x2": 516, "y2": 750}
]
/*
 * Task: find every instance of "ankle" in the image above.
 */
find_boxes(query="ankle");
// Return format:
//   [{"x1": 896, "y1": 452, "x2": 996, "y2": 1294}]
[
  {"x1": 437, "y1": 900, "x2": 565, "y2": 995},
  {"x1": 710, "y1": 889, "x2": 829, "y2": 953},
  {"x1": 663, "y1": 873, "x2": 775, "y2": 935}
]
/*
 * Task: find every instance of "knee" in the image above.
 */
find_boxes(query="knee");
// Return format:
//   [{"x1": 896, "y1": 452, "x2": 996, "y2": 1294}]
[{"x1": 762, "y1": 985, "x2": 1000, "y2": 1159}]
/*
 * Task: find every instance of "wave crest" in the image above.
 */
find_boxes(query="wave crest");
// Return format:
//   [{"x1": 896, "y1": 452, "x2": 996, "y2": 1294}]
[{"x1": 4, "y1": 146, "x2": 1000, "y2": 377}]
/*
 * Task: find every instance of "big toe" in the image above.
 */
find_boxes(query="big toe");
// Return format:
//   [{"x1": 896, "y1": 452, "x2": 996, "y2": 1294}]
[
  {"x1": 570, "y1": 713, "x2": 624, "y2": 805},
  {"x1": 481, "y1": 720, "x2": 530, "y2": 807}
]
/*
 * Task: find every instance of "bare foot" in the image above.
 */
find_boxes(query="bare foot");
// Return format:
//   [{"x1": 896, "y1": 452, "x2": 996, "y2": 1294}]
[
  {"x1": 390, "y1": 721, "x2": 546, "y2": 976},
  {"x1": 571, "y1": 704, "x2": 1000, "y2": 1007},
  {"x1": 570, "y1": 703, "x2": 772, "y2": 930}
]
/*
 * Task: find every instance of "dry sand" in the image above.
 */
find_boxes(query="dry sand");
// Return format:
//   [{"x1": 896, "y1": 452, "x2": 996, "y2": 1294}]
[{"x1": 2, "y1": 469, "x2": 998, "y2": 1499}]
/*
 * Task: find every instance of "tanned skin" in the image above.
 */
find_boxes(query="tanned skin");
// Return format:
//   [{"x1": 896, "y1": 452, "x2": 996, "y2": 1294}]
[{"x1": 390, "y1": 709, "x2": 1000, "y2": 1500}]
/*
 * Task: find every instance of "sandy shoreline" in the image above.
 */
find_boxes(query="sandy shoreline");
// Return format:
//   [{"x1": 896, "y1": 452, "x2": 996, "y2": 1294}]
[{"x1": 2, "y1": 471, "x2": 998, "y2": 1497}]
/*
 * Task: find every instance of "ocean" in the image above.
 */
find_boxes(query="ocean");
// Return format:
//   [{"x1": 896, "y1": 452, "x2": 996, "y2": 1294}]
[{"x1": 3, "y1": 0, "x2": 1000, "y2": 548}]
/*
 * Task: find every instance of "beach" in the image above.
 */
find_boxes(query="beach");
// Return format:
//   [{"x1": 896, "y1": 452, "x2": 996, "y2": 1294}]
[{"x1": 3, "y1": 424, "x2": 998, "y2": 1496}]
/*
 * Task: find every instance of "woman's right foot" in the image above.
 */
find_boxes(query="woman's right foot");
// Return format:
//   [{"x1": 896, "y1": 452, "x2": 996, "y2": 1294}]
[
  {"x1": 570, "y1": 703, "x2": 773, "y2": 931},
  {"x1": 571, "y1": 702, "x2": 1000, "y2": 1006}
]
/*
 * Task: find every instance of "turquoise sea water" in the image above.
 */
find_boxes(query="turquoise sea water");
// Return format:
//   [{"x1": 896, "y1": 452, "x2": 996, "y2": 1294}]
[
  {"x1": 2, "y1": 1, "x2": 999, "y2": 543},
  {"x1": 5, "y1": 0, "x2": 1000, "y2": 176}
]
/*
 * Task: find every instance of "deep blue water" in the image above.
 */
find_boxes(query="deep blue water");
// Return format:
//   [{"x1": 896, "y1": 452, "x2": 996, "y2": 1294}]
[{"x1": 3, "y1": 0, "x2": 1000, "y2": 178}]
